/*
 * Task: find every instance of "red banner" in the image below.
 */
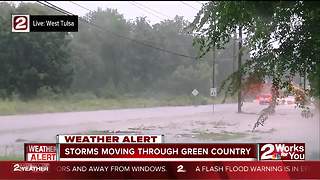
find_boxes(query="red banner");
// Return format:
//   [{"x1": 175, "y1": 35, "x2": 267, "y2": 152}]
[
  {"x1": 58, "y1": 143, "x2": 257, "y2": 160},
  {"x1": 0, "y1": 161, "x2": 319, "y2": 179}
]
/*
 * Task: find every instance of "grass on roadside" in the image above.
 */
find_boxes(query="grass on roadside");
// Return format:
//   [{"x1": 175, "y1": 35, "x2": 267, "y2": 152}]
[
  {"x1": 0, "y1": 95, "x2": 237, "y2": 115},
  {"x1": 0, "y1": 155, "x2": 24, "y2": 161},
  {"x1": 192, "y1": 130, "x2": 248, "y2": 141}
]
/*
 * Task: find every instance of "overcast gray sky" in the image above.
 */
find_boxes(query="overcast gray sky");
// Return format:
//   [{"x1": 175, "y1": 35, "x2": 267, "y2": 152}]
[{"x1": 15, "y1": 1, "x2": 207, "y2": 24}]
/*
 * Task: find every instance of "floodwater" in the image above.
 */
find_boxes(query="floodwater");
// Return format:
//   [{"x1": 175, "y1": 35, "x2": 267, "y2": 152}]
[{"x1": 0, "y1": 102, "x2": 319, "y2": 159}]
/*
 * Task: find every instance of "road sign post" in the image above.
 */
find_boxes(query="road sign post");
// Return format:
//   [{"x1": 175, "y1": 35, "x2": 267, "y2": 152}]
[
  {"x1": 192, "y1": 89, "x2": 199, "y2": 96},
  {"x1": 238, "y1": 26, "x2": 243, "y2": 113},
  {"x1": 191, "y1": 89, "x2": 199, "y2": 106},
  {"x1": 210, "y1": 88, "x2": 217, "y2": 97},
  {"x1": 212, "y1": 47, "x2": 216, "y2": 112}
]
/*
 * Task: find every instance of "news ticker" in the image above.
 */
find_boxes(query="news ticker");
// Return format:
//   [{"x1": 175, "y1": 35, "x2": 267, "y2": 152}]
[
  {"x1": 12, "y1": 15, "x2": 78, "y2": 32},
  {"x1": 0, "y1": 161, "x2": 319, "y2": 179},
  {"x1": 23, "y1": 134, "x2": 306, "y2": 161},
  {"x1": 1, "y1": 134, "x2": 318, "y2": 179}
]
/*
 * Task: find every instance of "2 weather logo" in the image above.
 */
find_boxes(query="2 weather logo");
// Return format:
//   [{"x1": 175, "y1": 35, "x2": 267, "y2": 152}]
[
  {"x1": 12, "y1": 163, "x2": 49, "y2": 172},
  {"x1": 259, "y1": 143, "x2": 305, "y2": 160},
  {"x1": 12, "y1": 15, "x2": 30, "y2": 32}
]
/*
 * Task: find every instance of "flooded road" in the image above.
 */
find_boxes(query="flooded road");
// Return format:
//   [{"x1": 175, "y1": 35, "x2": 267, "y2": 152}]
[{"x1": 0, "y1": 103, "x2": 319, "y2": 159}]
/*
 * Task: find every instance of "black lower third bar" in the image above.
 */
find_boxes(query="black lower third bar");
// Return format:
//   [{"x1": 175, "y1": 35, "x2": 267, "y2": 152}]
[{"x1": 30, "y1": 15, "x2": 78, "y2": 32}]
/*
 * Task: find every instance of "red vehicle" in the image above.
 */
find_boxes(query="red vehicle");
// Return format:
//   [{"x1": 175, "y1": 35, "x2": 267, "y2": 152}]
[{"x1": 257, "y1": 93, "x2": 272, "y2": 105}]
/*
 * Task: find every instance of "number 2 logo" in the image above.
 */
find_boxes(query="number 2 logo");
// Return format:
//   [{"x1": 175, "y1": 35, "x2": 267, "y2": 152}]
[
  {"x1": 260, "y1": 144, "x2": 275, "y2": 160},
  {"x1": 13, "y1": 164, "x2": 21, "y2": 171},
  {"x1": 177, "y1": 165, "x2": 186, "y2": 173},
  {"x1": 12, "y1": 15, "x2": 30, "y2": 32}
]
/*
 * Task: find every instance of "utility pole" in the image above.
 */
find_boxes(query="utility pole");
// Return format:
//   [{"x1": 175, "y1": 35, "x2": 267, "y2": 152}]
[
  {"x1": 212, "y1": 47, "x2": 216, "y2": 112},
  {"x1": 303, "y1": 71, "x2": 306, "y2": 91},
  {"x1": 238, "y1": 26, "x2": 243, "y2": 113},
  {"x1": 233, "y1": 32, "x2": 237, "y2": 73},
  {"x1": 212, "y1": 16, "x2": 217, "y2": 113}
]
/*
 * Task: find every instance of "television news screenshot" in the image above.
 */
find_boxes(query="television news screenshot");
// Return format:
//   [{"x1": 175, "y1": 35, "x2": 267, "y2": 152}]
[{"x1": 0, "y1": 1, "x2": 319, "y2": 179}]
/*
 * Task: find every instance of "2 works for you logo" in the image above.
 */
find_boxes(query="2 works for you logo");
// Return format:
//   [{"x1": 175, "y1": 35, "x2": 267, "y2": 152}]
[
  {"x1": 12, "y1": 163, "x2": 49, "y2": 172},
  {"x1": 12, "y1": 15, "x2": 30, "y2": 32},
  {"x1": 259, "y1": 143, "x2": 305, "y2": 160}
]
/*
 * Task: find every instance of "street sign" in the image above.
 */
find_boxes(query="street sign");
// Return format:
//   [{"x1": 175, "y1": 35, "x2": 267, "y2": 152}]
[
  {"x1": 192, "y1": 89, "x2": 199, "y2": 96},
  {"x1": 210, "y1": 88, "x2": 217, "y2": 97}
]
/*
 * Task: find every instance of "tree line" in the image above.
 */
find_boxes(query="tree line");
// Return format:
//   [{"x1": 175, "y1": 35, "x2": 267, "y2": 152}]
[{"x1": 0, "y1": 2, "x2": 237, "y2": 100}]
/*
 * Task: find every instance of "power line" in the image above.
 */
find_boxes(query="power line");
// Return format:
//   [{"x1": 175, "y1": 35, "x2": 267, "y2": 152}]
[
  {"x1": 66, "y1": 1, "x2": 197, "y2": 58},
  {"x1": 71, "y1": 1, "x2": 170, "y2": 21},
  {"x1": 37, "y1": 1, "x2": 72, "y2": 15},
  {"x1": 132, "y1": 1, "x2": 171, "y2": 19},
  {"x1": 128, "y1": 1, "x2": 164, "y2": 21},
  {"x1": 179, "y1": 1, "x2": 199, "y2": 11},
  {"x1": 69, "y1": 1, "x2": 92, "y2": 12},
  {"x1": 69, "y1": 1, "x2": 173, "y2": 48},
  {"x1": 68, "y1": 1, "x2": 165, "y2": 47},
  {"x1": 37, "y1": 1, "x2": 197, "y2": 60}
]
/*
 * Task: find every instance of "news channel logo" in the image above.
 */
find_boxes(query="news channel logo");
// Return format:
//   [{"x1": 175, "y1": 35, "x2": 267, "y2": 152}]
[
  {"x1": 12, "y1": 163, "x2": 49, "y2": 172},
  {"x1": 12, "y1": 15, "x2": 30, "y2": 32},
  {"x1": 259, "y1": 143, "x2": 305, "y2": 160}
]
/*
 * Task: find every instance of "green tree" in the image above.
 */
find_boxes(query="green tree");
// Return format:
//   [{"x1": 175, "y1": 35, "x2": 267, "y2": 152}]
[
  {"x1": 157, "y1": 62, "x2": 211, "y2": 96},
  {"x1": 189, "y1": 1, "x2": 319, "y2": 129},
  {"x1": 191, "y1": 1, "x2": 319, "y2": 96},
  {"x1": 0, "y1": 2, "x2": 73, "y2": 99},
  {"x1": 69, "y1": 6, "x2": 235, "y2": 99},
  {"x1": 70, "y1": 8, "x2": 132, "y2": 95}
]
